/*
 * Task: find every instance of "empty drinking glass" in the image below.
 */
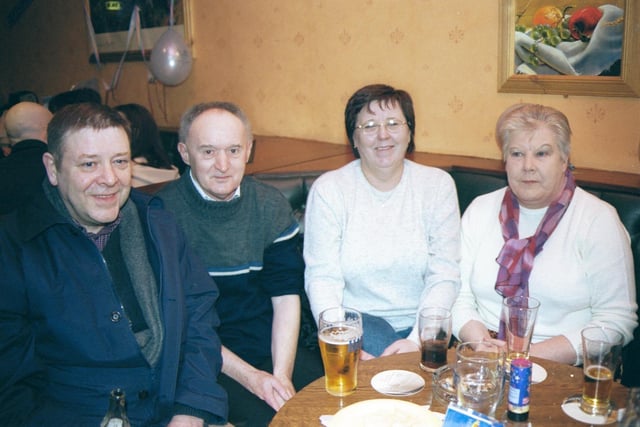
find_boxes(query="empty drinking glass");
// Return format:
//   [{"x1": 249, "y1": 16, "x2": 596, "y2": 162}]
[
  {"x1": 454, "y1": 341, "x2": 506, "y2": 417},
  {"x1": 502, "y1": 296, "x2": 540, "y2": 369}
]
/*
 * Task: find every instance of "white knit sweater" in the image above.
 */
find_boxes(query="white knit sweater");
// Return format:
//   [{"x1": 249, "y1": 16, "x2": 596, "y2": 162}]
[
  {"x1": 451, "y1": 186, "x2": 638, "y2": 363},
  {"x1": 304, "y1": 160, "x2": 461, "y2": 344}
]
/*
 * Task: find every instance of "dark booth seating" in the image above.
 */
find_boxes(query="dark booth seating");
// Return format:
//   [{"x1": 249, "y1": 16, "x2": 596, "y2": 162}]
[
  {"x1": 250, "y1": 167, "x2": 640, "y2": 387},
  {"x1": 140, "y1": 143, "x2": 640, "y2": 387}
]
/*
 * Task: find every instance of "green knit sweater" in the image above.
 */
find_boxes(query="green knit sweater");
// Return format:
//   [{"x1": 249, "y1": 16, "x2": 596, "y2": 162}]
[{"x1": 158, "y1": 172, "x2": 304, "y2": 365}]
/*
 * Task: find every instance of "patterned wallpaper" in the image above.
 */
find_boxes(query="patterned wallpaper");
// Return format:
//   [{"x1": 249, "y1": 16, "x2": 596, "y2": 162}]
[{"x1": 2, "y1": 0, "x2": 640, "y2": 173}]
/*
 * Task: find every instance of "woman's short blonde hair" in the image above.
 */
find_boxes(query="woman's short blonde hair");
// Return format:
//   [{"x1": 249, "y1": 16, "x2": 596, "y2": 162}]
[{"x1": 495, "y1": 103, "x2": 572, "y2": 162}]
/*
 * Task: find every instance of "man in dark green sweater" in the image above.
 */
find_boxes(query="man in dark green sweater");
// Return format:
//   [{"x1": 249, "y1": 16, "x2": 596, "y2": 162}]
[{"x1": 158, "y1": 102, "x2": 322, "y2": 427}]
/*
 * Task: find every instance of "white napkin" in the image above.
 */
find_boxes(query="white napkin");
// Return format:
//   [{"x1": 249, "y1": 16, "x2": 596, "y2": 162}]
[
  {"x1": 320, "y1": 404, "x2": 436, "y2": 426},
  {"x1": 370, "y1": 370, "x2": 425, "y2": 396},
  {"x1": 531, "y1": 362, "x2": 548, "y2": 384}
]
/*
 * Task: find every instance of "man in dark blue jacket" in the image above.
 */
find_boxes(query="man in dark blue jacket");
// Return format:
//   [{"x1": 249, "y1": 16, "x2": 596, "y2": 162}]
[{"x1": 0, "y1": 103, "x2": 228, "y2": 426}]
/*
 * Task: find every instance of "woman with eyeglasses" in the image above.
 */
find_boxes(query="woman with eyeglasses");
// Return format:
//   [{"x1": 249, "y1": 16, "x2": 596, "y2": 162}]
[{"x1": 304, "y1": 84, "x2": 461, "y2": 358}]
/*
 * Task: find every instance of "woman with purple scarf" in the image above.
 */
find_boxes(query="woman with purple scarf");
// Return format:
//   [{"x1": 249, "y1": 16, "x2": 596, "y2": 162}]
[{"x1": 451, "y1": 103, "x2": 637, "y2": 365}]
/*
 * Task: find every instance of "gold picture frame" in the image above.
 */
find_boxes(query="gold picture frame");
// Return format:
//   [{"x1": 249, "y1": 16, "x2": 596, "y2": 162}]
[
  {"x1": 88, "y1": 0, "x2": 192, "y2": 63},
  {"x1": 498, "y1": 0, "x2": 640, "y2": 97}
]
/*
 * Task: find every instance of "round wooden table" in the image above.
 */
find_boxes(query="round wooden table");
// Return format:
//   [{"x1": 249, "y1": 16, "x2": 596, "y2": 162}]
[{"x1": 269, "y1": 350, "x2": 628, "y2": 426}]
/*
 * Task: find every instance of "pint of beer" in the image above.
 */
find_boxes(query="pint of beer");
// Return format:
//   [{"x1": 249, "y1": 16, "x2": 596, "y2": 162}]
[
  {"x1": 580, "y1": 327, "x2": 624, "y2": 416},
  {"x1": 318, "y1": 307, "x2": 363, "y2": 396}
]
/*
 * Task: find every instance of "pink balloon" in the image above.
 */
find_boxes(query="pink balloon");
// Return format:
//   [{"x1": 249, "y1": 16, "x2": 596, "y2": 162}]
[{"x1": 149, "y1": 28, "x2": 193, "y2": 86}]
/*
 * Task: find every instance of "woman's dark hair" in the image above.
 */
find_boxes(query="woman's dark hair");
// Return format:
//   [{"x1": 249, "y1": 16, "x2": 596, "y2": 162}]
[
  {"x1": 115, "y1": 103, "x2": 173, "y2": 169},
  {"x1": 344, "y1": 84, "x2": 415, "y2": 158}
]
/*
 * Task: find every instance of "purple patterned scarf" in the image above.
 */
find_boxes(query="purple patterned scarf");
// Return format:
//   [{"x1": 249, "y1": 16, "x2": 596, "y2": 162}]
[
  {"x1": 495, "y1": 169, "x2": 576, "y2": 298},
  {"x1": 495, "y1": 169, "x2": 575, "y2": 339}
]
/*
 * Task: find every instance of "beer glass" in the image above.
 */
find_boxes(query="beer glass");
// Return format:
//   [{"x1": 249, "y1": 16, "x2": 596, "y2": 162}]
[
  {"x1": 419, "y1": 307, "x2": 452, "y2": 372},
  {"x1": 454, "y1": 341, "x2": 506, "y2": 417},
  {"x1": 318, "y1": 307, "x2": 363, "y2": 396},
  {"x1": 580, "y1": 326, "x2": 624, "y2": 416},
  {"x1": 501, "y1": 296, "x2": 540, "y2": 367}
]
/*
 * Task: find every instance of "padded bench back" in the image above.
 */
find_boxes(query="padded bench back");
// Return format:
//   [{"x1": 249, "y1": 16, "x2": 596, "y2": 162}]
[
  {"x1": 449, "y1": 168, "x2": 507, "y2": 214},
  {"x1": 252, "y1": 171, "x2": 323, "y2": 234}
]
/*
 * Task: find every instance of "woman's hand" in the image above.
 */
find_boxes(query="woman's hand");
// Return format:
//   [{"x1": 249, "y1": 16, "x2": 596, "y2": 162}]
[
  {"x1": 360, "y1": 349, "x2": 375, "y2": 360},
  {"x1": 380, "y1": 339, "x2": 420, "y2": 357}
]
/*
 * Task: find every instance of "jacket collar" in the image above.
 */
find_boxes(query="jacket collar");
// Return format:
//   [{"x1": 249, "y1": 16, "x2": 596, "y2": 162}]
[
  {"x1": 13, "y1": 183, "x2": 161, "y2": 243},
  {"x1": 14, "y1": 185, "x2": 70, "y2": 242}
]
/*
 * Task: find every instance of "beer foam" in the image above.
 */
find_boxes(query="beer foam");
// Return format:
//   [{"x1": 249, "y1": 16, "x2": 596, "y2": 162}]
[{"x1": 319, "y1": 326, "x2": 361, "y2": 345}]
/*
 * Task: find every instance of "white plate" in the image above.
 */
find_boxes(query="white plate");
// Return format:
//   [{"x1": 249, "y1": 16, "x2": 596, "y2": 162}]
[
  {"x1": 532, "y1": 362, "x2": 548, "y2": 384},
  {"x1": 561, "y1": 396, "x2": 617, "y2": 425},
  {"x1": 327, "y1": 399, "x2": 444, "y2": 427},
  {"x1": 370, "y1": 370, "x2": 425, "y2": 396}
]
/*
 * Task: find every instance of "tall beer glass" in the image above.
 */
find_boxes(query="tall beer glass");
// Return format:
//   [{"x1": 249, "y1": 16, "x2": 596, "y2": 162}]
[
  {"x1": 580, "y1": 326, "x2": 624, "y2": 416},
  {"x1": 318, "y1": 307, "x2": 363, "y2": 396},
  {"x1": 501, "y1": 296, "x2": 540, "y2": 369}
]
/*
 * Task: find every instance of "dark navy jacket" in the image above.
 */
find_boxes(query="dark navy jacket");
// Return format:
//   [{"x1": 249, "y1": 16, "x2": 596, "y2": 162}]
[{"x1": 0, "y1": 189, "x2": 228, "y2": 426}]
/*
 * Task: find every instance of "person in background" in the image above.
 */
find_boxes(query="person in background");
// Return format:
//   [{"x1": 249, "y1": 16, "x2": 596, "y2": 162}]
[
  {"x1": 47, "y1": 87, "x2": 102, "y2": 113},
  {"x1": 451, "y1": 103, "x2": 637, "y2": 365},
  {"x1": 0, "y1": 101, "x2": 52, "y2": 215},
  {"x1": 0, "y1": 102, "x2": 228, "y2": 426},
  {"x1": 158, "y1": 101, "x2": 323, "y2": 427},
  {"x1": 6, "y1": 90, "x2": 39, "y2": 107},
  {"x1": 115, "y1": 103, "x2": 180, "y2": 187},
  {"x1": 0, "y1": 90, "x2": 41, "y2": 160},
  {"x1": 304, "y1": 84, "x2": 461, "y2": 358}
]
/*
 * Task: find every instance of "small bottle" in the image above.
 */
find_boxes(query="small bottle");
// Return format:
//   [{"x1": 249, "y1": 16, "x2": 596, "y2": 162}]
[
  {"x1": 619, "y1": 388, "x2": 640, "y2": 426},
  {"x1": 507, "y1": 358, "x2": 532, "y2": 422},
  {"x1": 100, "y1": 389, "x2": 131, "y2": 427}
]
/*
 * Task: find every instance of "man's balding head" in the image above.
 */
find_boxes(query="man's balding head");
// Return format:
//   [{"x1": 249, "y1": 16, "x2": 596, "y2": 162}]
[{"x1": 4, "y1": 102, "x2": 53, "y2": 146}]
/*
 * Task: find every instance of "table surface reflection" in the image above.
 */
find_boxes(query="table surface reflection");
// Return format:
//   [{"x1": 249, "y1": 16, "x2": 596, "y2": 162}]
[{"x1": 269, "y1": 350, "x2": 628, "y2": 426}]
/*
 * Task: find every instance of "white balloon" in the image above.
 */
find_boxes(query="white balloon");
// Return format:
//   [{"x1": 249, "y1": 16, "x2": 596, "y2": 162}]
[{"x1": 149, "y1": 28, "x2": 193, "y2": 86}]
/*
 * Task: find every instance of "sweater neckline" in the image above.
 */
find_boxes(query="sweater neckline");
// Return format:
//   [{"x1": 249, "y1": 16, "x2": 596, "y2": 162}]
[
  {"x1": 178, "y1": 172, "x2": 246, "y2": 220},
  {"x1": 357, "y1": 160, "x2": 407, "y2": 205}
]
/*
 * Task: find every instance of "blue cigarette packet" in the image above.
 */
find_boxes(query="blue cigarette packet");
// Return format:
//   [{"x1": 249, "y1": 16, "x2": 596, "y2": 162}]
[{"x1": 442, "y1": 403, "x2": 504, "y2": 426}]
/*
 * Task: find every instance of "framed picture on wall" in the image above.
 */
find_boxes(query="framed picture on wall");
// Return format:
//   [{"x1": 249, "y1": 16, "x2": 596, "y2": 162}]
[
  {"x1": 498, "y1": 0, "x2": 640, "y2": 97},
  {"x1": 88, "y1": 0, "x2": 192, "y2": 63}
]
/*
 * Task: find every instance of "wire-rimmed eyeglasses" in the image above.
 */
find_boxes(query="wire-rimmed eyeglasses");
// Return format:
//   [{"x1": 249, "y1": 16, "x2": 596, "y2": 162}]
[{"x1": 356, "y1": 118, "x2": 408, "y2": 135}]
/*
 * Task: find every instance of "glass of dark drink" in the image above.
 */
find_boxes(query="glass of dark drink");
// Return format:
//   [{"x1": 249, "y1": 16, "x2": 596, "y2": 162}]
[{"x1": 419, "y1": 307, "x2": 452, "y2": 372}]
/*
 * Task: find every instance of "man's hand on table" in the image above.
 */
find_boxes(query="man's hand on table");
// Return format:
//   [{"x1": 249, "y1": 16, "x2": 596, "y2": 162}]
[
  {"x1": 250, "y1": 369, "x2": 295, "y2": 411},
  {"x1": 167, "y1": 415, "x2": 205, "y2": 427}
]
